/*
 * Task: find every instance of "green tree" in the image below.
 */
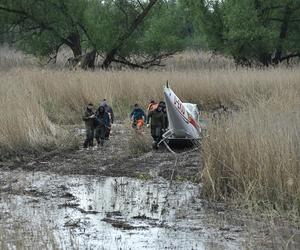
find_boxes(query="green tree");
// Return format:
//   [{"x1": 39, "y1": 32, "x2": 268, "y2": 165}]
[
  {"x1": 0, "y1": 0, "x2": 86, "y2": 59},
  {"x1": 185, "y1": 0, "x2": 300, "y2": 66},
  {"x1": 111, "y1": 0, "x2": 188, "y2": 68},
  {"x1": 0, "y1": 0, "x2": 188, "y2": 69}
]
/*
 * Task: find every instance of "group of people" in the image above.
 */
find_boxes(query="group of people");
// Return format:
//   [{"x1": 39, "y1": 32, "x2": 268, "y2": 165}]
[
  {"x1": 82, "y1": 100, "x2": 114, "y2": 149},
  {"x1": 130, "y1": 100, "x2": 168, "y2": 148},
  {"x1": 82, "y1": 99, "x2": 168, "y2": 149}
]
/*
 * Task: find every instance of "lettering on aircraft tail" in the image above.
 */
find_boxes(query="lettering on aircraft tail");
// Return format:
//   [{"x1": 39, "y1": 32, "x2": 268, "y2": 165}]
[{"x1": 173, "y1": 96, "x2": 189, "y2": 124}]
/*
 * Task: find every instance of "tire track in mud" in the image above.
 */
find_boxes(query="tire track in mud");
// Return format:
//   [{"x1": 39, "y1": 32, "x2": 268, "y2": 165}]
[{"x1": 6, "y1": 121, "x2": 202, "y2": 181}]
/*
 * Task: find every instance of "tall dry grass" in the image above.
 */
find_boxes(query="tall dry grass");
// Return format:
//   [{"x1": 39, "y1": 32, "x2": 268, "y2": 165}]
[
  {"x1": 0, "y1": 48, "x2": 300, "y2": 213},
  {"x1": 1, "y1": 67, "x2": 299, "y2": 146},
  {"x1": 3, "y1": 67, "x2": 299, "y2": 118},
  {"x1": 202, "y1": 80, "x2": 300, "y2": 213},
  {"x1": 0, "y1": 45, "x2": 37, "y2": 71},
  {"x1": 165, "y1": 50, "x2": 235, "y2": 71},
  {"x1": 0, "y1": 46, "x2": 234, "y2": 71},
  {"x1": 0, "y1": 75, "x2": 59, "y2": 156}
]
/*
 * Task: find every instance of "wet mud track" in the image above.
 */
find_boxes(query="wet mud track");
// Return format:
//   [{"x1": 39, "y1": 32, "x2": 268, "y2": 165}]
[
  {"x1": 1, "y1": 122, "x2": 299, "y2": 249},
  {"x1": 10, "y1": 122, "x2": 202, "y2": 181}
]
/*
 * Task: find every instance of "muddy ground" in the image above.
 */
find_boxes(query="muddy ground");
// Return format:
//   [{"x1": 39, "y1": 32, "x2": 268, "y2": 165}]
[
  {"x1": 1, "y1": 122, "x2": 201, "y2": 181},
  {"x1": 0, "y1": 122, "x2": 300, "y2": 249}
]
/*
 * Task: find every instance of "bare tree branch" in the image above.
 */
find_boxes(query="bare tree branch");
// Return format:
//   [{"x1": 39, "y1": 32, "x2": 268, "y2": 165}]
[
  {"x1": 0, "y1": 5, "x2": 73, "y2": 46},
  {"x1": 102, "y1": 0, "x2": 159, "y2": 69},
  {"x1": 136, "y1": 0, "x2": 145, "y2": 10},
  {"x1": 280, "y1": 53, "x2": 300, "y2": 62},
  {"x1": 113, "y1": 51, "x2": 175, "y2": 69},
  {"x1": 113, "y1": 58, "x2": 145, "y2": 69}
]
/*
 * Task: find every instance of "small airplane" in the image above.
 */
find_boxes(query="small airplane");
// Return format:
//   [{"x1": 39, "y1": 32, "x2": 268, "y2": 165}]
[{"x1": 158, "y1": 83, "x2": 202, "y2": 148}]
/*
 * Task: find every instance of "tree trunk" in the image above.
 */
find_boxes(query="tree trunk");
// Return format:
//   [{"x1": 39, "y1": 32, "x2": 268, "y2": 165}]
[
  {"x1": 67, "y1": 32, "x2": 82, "y2": 57},
  {"x1": 102, "y1": 48, "x2": 118, "y2": 69},
  {"x1": 101, "y1": 0, "x2": 158, "y2": 69},
  {"x1": 81, "y1": 50, "x2": 97, "y2": 70},
  {"x1": 273, "y1": 4, "x2": 291, "y2": 64},
  {"x1": 259, "y1": 52, "x2": 272, "y2": 67}
]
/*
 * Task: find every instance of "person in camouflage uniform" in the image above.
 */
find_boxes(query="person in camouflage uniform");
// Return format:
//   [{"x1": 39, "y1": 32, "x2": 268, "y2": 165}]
[
  {"x1": 147, "y1": 101, "x2": 167, "y2": 149},
  {"x1": 82, "y1": 103, "x2": 96, "y2": 149}
]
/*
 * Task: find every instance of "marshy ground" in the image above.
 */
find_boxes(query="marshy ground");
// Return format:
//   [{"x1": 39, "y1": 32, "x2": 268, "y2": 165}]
[
  {"x1": 1, "y1": 49, "x2": 300, "y2": 249},
  {"x1": 1, "y1": 121, "x2": 299, "y2": 249},
  {"x1": 2, "y1": 121, "x2": 201, "y2": 180}
]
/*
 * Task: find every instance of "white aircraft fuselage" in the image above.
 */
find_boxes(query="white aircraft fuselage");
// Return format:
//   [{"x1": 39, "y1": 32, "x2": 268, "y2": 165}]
[{"x1": 163, "y1": 85, "x2": 201, "y2": 141}]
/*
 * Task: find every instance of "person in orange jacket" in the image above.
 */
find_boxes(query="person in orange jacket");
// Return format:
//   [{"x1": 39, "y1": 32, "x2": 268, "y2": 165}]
[{"x1": 130, "y1": 104, "x2": 146, "y2": 129}]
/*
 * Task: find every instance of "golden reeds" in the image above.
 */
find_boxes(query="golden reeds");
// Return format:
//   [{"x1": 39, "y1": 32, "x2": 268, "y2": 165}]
[
  {"x1": 202, "y1": 80, "x2": 300, "y2": 212},
  {"x1": 0, "y1": 49, "x2": 299, "y2": 212}
]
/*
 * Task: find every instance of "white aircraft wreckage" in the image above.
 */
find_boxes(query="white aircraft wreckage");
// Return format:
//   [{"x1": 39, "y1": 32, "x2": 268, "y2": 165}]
[{"x1": 158, "y1": 83, "x2": 202, "y2": 148}]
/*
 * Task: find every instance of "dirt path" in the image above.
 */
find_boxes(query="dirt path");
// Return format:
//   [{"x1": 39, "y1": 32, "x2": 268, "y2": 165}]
[{"x1": 6, "y1": 121, "x2": 202, "y2": 181}]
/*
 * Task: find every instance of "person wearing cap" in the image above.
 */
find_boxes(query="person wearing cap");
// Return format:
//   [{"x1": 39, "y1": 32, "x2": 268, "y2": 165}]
[
  {"x1": 82, "y1": 103, "x2": 96, "y2": 149},
  {"x1": 130, "y1": 104, "x2": 146, "y2": 129},
  {"x1": 147, "y1": 101, "x2": 166, "y2": 149},
  {"x1": 100, "y1": 99, "x2": 114, "y2": 139}
]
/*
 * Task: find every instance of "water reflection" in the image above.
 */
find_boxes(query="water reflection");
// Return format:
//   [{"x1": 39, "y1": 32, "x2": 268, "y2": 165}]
[{"x1": 0, "y1": 171, "x2": 240, "y2": 250}]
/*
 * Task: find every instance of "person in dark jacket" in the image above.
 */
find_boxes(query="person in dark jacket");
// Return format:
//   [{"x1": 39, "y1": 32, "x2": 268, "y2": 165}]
[
  {"x1": 161, "y1": 101, "x2": 169, "y2": 130},
  {"x1": 100, "y1": 99, "x2": 114, "y2": 139},
  {"x1": 130, "y1": 104, "x2": 146, "y2": 129},
  {"x1": 147, "y1": 102, "x2": 166, "y2": 148},
  {"x1": 82, "y1": 103, "x2": 95, "y2": 149},
  {"x1": 95, "y1": 106, "x2": 110, "y2": 146}
]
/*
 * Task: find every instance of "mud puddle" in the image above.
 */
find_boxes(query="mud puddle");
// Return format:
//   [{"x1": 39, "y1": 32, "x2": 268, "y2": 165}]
[
  {"x1": 1, "y1": 123, "x2": 299, "y2": 249},
  {"x1": 0, "y1": 170, "x2": 246, "y2": 250}
]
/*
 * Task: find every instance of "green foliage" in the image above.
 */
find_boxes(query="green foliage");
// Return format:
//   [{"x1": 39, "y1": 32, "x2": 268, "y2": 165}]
[
  {"x1": 84, "y1": 0, "x2": 188, "y2": 57},
  {"x1": 223, "y1": 0, "x2": 277, "y2": 63},
  {"x1": 139, "y1": 3, "x2": 186, "y2": 55},
  {"x1": 183, "y1": 0, "x2": 224, "y2": 51},
  {"x1": 83, "y1": 0, "x2": 124, "y2": 53},
  {"x1": 185, "y1": 0, "x2": 300, "y2": 66},
  {"x1": 2, "y1": 0, "x2": 299, "y2": 67},
  {"x1": 0, "y1": 0, "x2": 87, "y2": 57},
  {"x1": 0, "y1": 0, "x2": 190, "y2": 67}
]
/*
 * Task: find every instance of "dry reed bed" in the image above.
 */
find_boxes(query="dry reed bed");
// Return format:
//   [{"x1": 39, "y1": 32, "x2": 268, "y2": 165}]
[
  {"x1": 165, "y1": 51, "x2": 235, "y2": 71},
  {"x1": 202, "y1": 86, "x2": 300, "y2": 213},
  {"x1": 0, "y1": 68, "x2": 299, "y2": 144},
  {"x1": 0, "y1": 67, "x2": 299, "y2": 213},
  {"x1": 0, "y1": 45, "x2": 37, "y2": 71}
]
